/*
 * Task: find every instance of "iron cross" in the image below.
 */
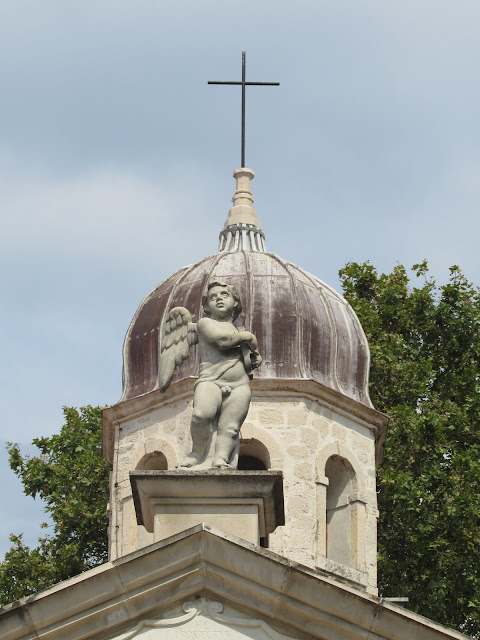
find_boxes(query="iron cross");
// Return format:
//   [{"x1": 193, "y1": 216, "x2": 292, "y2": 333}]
[{"x1": 208, "y1": 51, "x2": 279, "y2": 168}]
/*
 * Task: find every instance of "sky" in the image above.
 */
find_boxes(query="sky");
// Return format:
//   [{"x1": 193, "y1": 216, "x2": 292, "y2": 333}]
[{"x1": 1, "y1": 1, "x2": 479, "y2": 558}]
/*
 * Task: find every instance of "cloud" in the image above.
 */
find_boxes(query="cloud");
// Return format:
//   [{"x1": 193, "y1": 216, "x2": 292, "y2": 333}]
[{"x1": 0, "y1": 166, "x2": 219, "y2": 265}]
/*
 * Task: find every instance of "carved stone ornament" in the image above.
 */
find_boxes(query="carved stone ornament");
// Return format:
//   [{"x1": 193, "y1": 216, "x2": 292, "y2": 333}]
[
  {"x1": 159, "y1": 280, "x2": 262, "y2": 469},
  {"x1": 114, "y1": 597, "x2": 295, "y2": 640}
]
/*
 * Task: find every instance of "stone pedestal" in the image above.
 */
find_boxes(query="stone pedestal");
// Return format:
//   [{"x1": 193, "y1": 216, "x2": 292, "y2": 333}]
[
  {"x1": 224, "y1": 168, "x2": 261, "y2": 228},
  {"x1": 130, "y1": 470, "x2": 284, "y2": 546}
]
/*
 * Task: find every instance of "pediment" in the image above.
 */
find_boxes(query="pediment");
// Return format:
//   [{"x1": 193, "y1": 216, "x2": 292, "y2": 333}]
[
  {"x1": 0, "y1": 525, "x2": 469, "y2": 640},
  {"x1": 113, "y1": 597, "x2": 294, "y2": 640}
]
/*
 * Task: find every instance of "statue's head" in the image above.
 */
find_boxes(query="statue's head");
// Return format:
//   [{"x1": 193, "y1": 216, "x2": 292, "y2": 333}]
[{"x1": 202, "y1": 280, "x2": 242, "y2": 321}]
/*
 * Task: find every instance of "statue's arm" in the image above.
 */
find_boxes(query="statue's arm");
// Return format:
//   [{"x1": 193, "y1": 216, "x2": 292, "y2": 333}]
[{"x1": 197, "y1": 318, "x2": 258, "y2": 352}]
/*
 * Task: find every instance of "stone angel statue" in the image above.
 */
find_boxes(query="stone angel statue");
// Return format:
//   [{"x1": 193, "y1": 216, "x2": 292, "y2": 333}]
[{"x1": 159, "y1": 280, "x2": 262, "y2": 469}]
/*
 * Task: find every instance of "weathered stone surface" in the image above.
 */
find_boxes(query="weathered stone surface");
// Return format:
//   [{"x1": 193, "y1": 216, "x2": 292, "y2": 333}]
[
  {"x1": 301, "y1": 427, "x2": 319, "y2": 449},
  {"x1": 286, "y1": 445, "x2": 307, "y2": 458},
  {"x1": 287, "y1": 410, "x2": 308, "y2": 426},
  {"x1": 159, "y1": 281, "x2": 262, "y2": 470},
  {"x1": 0, "y1": 527, "x2": 470, "y2": 640},
  {"x1": 115, "y1": 597, "x2": 296, "y2": 639},
  {"x1": 102, "y1": 380, "x2": 385, "y2": 593},
  {"x1": 293, "y1": 462, "x2": 313, "y2": 481},
  {"x1": 130, "y1": 470, "x2": 285, "y2": 545},
  {"x1": 287, "y1": 496, "x2": 310, "y2": 516},
  {"x1": 259, "y1": 409, "x2": 284, "y2": 425},
  {"x1": 224, "y1": 168, "x2": 262, "y2": 228}
]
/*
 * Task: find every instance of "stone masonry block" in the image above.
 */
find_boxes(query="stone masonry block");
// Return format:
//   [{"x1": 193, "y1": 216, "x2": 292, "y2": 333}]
[
  {"x1": 357, "y1": 451, "x2": 369, "y2": 464},
  {"x1": 332, "y1": 424, "x2": 347, "y2": 441},
  {"x1": 162, "y1": 418, "x2": 176, "y2": 434},
  {"x1": 287, "y1": 445, "x2": 308, "y2": 459},
  {"x1": 283, "y1": 429, "x2": 301, "y2": 444},
  {"x1": 288, "y1": 528, "x2": 315, "y2": 553},
  {"x1": 287, "y1": 496, "x2": 311, "y2": 516},
  {"x1": 311, "y1": 416, "x2": 330, "y2": 438},
  {"x1": 259, "y1": 409, "x2": 284, "y2": 425},
  {"x1": 177, "y1": 411, "x2": 192, "y2": 432},
  {"x1": 287, "y1": 410, "x2": 307, "y2": 426},
  {"x1": 301, "y1": 427, "x2": 319, "y2": 449},
  {"x1": 291, "y1": 515, "x2": 316, "y2": 531},
  {"x1": 351, "y1": 434, "x2": 371, "y2": 451},
  {"x1": 294, "y1": 462, "x2": 313, "y2": 481}
]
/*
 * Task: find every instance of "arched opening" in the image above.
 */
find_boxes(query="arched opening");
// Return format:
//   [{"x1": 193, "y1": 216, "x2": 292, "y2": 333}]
[
  {"x1": 238, "y1": 438, "x2": 270, "y2": 470},
  {"x1": 237, "y1": 455, "x2": 267, "y2": 470},
  {"x1": 238, "y1": 439, "x2": 270, "y2": 547},
  {"x1": 136, "y1": 451, "x2": 168, "y2": 471},
  {"x1": 135, "y1": 451, "x2": 169, "y2": 551},
  {"x1": 325, "y1": 455, "x2": 356, "y2": 567}
]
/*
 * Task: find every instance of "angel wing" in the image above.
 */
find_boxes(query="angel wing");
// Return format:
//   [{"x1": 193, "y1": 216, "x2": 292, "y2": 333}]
[{"x1": 159, "y1": 307, "x2": 198, "y2": 392}]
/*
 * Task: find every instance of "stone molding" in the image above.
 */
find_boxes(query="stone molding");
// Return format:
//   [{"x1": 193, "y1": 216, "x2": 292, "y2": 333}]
[
  {"x1": 103, "y1": 378, "x2": 388, "y2": 465},
  {"x1": 315, "y1": 442, "x2": 366, "y2": 493},
  {"x1": 314, "y1": 442, "x2": 371, "y2": 589},
  {"x1": 223, "y1": 168, "x2": 261, "y2": 228},
  {"x1": 219, "y1": 223, "x2": 266, "y2": 253},
  {"x1": 0, "y1": 526, "x2": 469, "y2": 640},
  {"x1": 130, "y1": 469, "x2": 285, "y2": 542},
  {"x1": 115, "y1": 597, "x2": 293, "y2": 640}
]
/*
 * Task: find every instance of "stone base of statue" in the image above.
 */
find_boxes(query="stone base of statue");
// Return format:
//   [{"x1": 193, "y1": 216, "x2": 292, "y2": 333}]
[{"x1": 130, "y1": 469, "x2": 285, "y2": 546}]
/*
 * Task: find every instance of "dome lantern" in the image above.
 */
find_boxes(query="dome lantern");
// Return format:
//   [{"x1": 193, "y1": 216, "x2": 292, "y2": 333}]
[{"x1": 218, "y1": 168, "x2": 266, "y2": 253}]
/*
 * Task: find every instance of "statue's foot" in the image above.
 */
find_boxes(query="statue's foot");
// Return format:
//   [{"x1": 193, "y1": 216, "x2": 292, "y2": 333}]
[
  {"x1": 176, "y1": 452, "x2": 203, "y2": 468},
  {"x1": 212, "y1": 458, "x2": 233, "y2": 469}
]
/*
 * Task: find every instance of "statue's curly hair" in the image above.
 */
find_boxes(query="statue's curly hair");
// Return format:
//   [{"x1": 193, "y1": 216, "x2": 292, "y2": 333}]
[{"x1": 202, "y1": 280, "x2": 242, "y2": 321}]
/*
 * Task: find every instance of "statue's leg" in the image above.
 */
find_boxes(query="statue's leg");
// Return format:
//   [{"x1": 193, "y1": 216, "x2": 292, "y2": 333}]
[
  {"x1": 213, "y1": 384, "x2": 251, "y2": 468},
  {"x1": 178, "y1": 382, "x2": 222, "y2": 467}
]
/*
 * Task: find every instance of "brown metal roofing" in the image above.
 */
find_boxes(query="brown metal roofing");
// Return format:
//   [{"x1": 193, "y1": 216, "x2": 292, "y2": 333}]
[{"x1": 121, "y1": 251, "x2": 372, "y2": 407}]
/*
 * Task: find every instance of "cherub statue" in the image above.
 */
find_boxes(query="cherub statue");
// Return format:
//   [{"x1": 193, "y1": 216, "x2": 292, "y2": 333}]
[{"x1": 159, "y1": 280, "x2": 262, "y2": 469}]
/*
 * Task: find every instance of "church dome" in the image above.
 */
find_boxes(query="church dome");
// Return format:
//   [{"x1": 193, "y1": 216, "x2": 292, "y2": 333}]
[{"x1": 121, "y1": 169, "x2": 372, "y2": 408}]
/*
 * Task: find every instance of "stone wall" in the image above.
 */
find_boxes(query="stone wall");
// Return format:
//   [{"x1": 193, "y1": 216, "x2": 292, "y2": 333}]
[{"x1": 104, "y1": 380, "x2": 382, "y2": 595}]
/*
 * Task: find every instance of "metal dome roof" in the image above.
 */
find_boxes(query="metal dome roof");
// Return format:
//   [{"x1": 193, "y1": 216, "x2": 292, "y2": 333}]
[{"x1": 120, "y1": 169, "x2": 372, "y2": 408}]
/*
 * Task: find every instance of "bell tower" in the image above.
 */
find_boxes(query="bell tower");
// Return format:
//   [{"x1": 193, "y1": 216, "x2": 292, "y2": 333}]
[{"x1": 102, "y1": 165, "x2": 388, "y2": 596}]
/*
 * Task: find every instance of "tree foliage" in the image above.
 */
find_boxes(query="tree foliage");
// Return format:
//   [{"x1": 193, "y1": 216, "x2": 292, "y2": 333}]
[
  {"x1": 340, "y1": 261, "x2": 480, "y2": 638},
  {"x1": 0, "y1": 406, "x2": 110, "y2": 606}
]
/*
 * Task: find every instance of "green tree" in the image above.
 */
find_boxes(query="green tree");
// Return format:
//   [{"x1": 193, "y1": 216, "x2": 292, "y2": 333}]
[
  {"x1": 340, "y1": 261, "x2": 480, "y2": 638},
  {"x1": 0, "y1": 406, "x2": 110, "y2": 605}
]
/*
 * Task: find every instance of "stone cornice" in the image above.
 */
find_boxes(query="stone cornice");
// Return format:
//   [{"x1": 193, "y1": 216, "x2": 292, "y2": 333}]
[
  {"x1": 0, "y1": 526, "x2": 468, "y2": 640},
  {"x1": 102, "y1": 378, "x2": 388, "y2": 465}
]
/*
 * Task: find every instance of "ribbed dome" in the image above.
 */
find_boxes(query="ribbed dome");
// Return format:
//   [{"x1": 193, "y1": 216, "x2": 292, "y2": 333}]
[
  {"x1": 121, "y1": 249, "x2": 372, "y2": 408},
  {"x1": 121, "y1": 168, "x2": 372, "y2": 408}
]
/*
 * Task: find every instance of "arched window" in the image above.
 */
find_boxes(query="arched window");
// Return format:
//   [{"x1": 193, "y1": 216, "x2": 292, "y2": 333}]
[
  {"x1": 135, "y1": 451, "x2": 169, "y2": 551},
  {"x1": 136, "y1": 451, "x2": 168, "y2": 471},
  {"x1": 238, "y1": 438, "x2": 270, "y2": 470},
  {"x1": 238, "y1": 439, "x2": 270, "y2": 547},
  {"x1": 325, "y1": 455, "x2": 356, "y2": 567}
]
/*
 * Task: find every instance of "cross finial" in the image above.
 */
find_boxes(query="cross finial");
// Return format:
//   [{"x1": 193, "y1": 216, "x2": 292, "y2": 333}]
[{"x1": 208, "y1": 51, "x2": 279, "y2": 168}]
